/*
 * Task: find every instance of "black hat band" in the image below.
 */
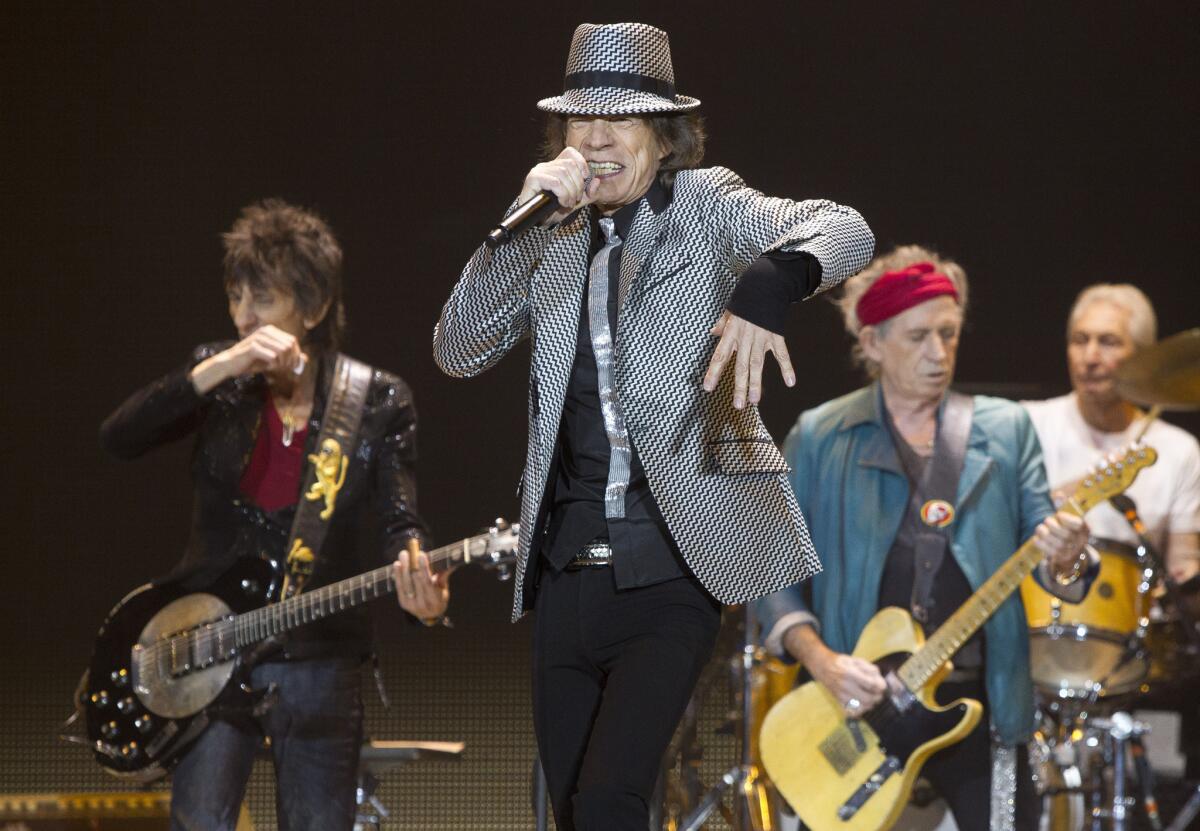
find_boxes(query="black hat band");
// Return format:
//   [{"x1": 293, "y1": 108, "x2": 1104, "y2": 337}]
[{"x1": 564, "y1": 70, "x2": 676, "y2": 100}]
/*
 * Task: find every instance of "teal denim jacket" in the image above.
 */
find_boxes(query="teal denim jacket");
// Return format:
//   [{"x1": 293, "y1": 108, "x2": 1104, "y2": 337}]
[{"x1": 757, "y1": 384, "x2": 1054, "y2": 745}]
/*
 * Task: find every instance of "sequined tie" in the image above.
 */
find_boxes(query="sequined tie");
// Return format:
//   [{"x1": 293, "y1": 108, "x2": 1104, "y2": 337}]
[{"x1": 589, "y1": 217, "x2": 631, "y2": 519}]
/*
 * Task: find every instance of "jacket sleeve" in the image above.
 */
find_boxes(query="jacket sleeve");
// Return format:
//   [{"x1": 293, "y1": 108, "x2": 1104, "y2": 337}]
[
  {"x1": 1014, "y1": 407, "x2": 1098, "y2": 601},
  {"x1": 98, "y1": 344, "x2": 223, "y2": 460},
  {"x1": 432, "y1": 203, "x2": 555, "y2": 379},
  {"x1": 756, "y1": 413, "x2": 821, "y2": 661},
  {"x1": 372, "y1": 379, "x2": 432, "y2": 565},
  {"x1": 1015, "y1": 407, "x2": 1055, "y2": 543},
  {"x1": 702, "y1": 167, "x2": 874, "y2": 297}
]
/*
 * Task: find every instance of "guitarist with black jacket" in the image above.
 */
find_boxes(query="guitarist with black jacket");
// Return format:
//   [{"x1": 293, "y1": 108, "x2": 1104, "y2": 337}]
[
  {"x1": 99, "y1": 199, "x2": 449, "y2": 831},
  {"x1": 757, "y1": 246, "x2": 1095, "y2": 831}
]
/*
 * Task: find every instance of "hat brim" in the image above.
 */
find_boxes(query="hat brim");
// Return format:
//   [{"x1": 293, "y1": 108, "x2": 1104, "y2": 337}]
[{"x1": 537, "y1": 87, "x2": 700, "y2": 115}]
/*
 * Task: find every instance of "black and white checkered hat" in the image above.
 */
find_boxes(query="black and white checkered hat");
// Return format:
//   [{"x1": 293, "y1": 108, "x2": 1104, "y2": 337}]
[{"x1": 537, "y1": 23, "x2": 700, "y2": 115}]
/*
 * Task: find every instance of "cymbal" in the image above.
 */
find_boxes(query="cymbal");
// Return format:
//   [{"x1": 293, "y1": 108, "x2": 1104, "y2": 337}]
[{"x1": 1115, "y1": 328, "x2": 1200, "y2": 410}]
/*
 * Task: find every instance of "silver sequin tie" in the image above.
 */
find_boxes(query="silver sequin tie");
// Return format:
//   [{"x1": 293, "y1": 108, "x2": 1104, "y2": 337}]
[{"x1": 589, "y1": 217, "x2": 632, "y2": 519}]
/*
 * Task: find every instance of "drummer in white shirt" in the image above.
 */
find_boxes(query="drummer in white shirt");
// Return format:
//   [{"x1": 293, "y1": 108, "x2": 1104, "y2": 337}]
[{"x1": 1023, "y1": 283, "x2": 1200, "y2": 583}]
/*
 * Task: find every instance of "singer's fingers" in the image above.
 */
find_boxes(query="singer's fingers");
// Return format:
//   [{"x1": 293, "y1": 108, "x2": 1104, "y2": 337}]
[
  {"x1": 556, "y1": 147, "x2": 591, "y2": 198},
  {"x1": 560, "y1": 146, "x2": 587, "y2": 166},
  {"x1": 533, "y1": 166, "x2": 582, "y2": 211},
  {"x1": 557, "y1": 164, "x2": 587, "y2": 205},
  {"x1": 710, "y1": 312, "x2": 729, "y2": 337}
]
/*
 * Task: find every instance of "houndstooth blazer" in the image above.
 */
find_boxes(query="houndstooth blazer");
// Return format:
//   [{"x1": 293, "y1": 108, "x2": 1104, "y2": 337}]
[{"x1": 434, "y1": 166, "x2": 874, "y2": 621}]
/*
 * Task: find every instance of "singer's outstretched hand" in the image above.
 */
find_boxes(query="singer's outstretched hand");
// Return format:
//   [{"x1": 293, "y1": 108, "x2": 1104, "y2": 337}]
[
  {"x1": 703, "y1": 312, "x2": 796, "y2": 410},
  {"x1": 519, "y1": 147, "x2": 597, "y2": 225}
]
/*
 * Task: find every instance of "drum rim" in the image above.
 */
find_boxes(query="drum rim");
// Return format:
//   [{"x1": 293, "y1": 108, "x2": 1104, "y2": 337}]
[{"x1": 1027, "y1": 625, "x2": 1149, "y2": 697}]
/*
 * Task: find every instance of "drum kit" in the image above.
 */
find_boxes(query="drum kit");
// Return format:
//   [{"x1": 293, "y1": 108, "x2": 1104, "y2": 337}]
[{"x1": 1023, "y1": 328, "x2": 1200, "y2": 831}]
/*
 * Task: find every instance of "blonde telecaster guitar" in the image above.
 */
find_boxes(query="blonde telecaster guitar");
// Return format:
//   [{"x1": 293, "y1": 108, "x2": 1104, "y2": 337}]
[{"x1": 759, "y1": 443, "x2": 1156, "y2": 831}]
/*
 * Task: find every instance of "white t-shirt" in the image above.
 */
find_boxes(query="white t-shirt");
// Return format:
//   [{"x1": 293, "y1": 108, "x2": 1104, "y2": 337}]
[{"x1": 1023, "y1": 393, "x2": 1200, "y2": 552}]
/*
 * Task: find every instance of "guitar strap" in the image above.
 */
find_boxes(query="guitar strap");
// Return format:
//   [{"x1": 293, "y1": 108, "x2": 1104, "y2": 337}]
[
  {"x1": 281, "y1": 353, "x2": 374, "y2": 600},
  {"x1": 906, "y1": 391, "x2": 974, "y2": 624}
]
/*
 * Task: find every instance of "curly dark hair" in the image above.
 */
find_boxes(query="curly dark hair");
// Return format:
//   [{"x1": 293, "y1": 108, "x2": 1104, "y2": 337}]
[
  {"x1": 539, "y1": 112, "x2": 707, "y2": 190},
  {"x1": 221, "y1": 198, "x2": 345, "y2": 352}
]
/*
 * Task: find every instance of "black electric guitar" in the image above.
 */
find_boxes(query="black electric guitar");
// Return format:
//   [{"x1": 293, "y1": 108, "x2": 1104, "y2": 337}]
[{"x1": 77, "y1": 520, "x2": 518, "y2": 782}]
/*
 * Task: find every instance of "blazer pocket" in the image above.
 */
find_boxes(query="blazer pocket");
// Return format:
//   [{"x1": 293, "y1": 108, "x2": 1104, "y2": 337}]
[
  {"x1": 708, "y1": 438, "x2": 790, "y2": 475},
  {"x1": 638, "y1": 256, "x2": 693, "y2": 296}
]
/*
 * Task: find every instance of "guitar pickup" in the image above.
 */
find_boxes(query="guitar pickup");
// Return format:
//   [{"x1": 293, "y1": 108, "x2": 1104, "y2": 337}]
[
  {"x1": 837, "y1": 756, "x2": 901, "y2": 820},
  {"x1": 819, "y1": 718, "x2": 874, "y2": 776}
]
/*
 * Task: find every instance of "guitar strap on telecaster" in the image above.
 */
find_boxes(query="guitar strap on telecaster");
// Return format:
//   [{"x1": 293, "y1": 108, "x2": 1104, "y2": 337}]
[
  {"x1": 281, "y1": 354, "x2": 374, "y2": 600},
  {"x1": 908, "y1": 391, "x2": 974, "y2": 624}
]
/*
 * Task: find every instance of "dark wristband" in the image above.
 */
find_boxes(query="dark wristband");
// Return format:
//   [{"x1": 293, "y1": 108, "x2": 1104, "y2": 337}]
[{"x1": 725, "y1": 251, "x2": 822, "y2": 335}]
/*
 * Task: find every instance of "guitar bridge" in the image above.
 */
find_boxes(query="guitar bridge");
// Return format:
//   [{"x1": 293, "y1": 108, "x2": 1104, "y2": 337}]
[{"x1": 837, "y1": 756, "x2": 902, "y2": 820}]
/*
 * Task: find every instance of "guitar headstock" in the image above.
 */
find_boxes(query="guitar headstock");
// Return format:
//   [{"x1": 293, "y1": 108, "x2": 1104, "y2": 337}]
[
  {"x1": 477, "y1": 518, "x2": 520, "y2": 580},
  {"x1": 1070, "y1": 442, "x2": 1158, "y2": 514}
]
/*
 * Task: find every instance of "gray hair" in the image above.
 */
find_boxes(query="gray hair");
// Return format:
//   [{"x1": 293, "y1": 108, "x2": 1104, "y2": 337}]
[
  {"x1": 834, "y1": 244, "x2": 969, "y2": 377},
  {"x1": 1068, "y1": 283, "x2": 1157, "y2": 348}
]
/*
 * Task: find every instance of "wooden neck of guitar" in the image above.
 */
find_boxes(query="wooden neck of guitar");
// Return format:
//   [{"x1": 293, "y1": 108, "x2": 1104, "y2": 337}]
[
  {"x1": 233, "y1": 534, "x2": 489, "y2": 646},
  {"x1": 896, "y1": 500, "x2": 1085, "y2": 692}
]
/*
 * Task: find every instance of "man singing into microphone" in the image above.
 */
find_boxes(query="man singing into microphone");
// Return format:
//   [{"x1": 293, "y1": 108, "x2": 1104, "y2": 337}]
[{"x1": 433, "y1": 22, "x2": 873, "y2": 829}]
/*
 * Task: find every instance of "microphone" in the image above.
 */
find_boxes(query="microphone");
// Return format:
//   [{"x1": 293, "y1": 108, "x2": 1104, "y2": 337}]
[{"x1": 484, "y1": 175, "x2": 594, "y2": 249}]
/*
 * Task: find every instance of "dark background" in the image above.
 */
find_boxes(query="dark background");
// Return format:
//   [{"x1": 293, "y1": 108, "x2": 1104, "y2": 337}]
[{"x1": 2, "y1": 1, "x2": 1195, "y2": 826}]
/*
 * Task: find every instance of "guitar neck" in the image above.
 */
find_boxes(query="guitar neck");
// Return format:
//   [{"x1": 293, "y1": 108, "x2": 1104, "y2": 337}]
[
  {"x1": 894, "y1": 443, "x2": 1156, "y2": 691},
  {"x1": 896, "y1": 537, "x2": 1046, "y2": 690},
  {"x1": 232, "y1": 533, "x2": 487, "y2": 647}
]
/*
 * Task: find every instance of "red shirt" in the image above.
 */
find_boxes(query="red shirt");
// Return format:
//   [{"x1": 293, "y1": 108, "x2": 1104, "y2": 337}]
[{"x1": 239, "y1": 396, "x2": 308, "y2": 511}]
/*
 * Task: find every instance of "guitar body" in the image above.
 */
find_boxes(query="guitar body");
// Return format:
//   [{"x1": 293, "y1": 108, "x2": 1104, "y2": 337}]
[
  {"x1": 759, "y1": 607, "x2": 983, "y2": 831},
  {"x1": 75, "y1": 517, "x2": 521, "y2": 782},
  {"x1": 82, "y1": 557, "x2": 281, "y2": 782}
]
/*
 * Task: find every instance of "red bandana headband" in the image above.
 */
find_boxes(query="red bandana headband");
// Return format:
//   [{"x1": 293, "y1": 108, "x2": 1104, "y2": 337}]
[{"x1": 855, "y1": 261, "x2": 959, "y2": 327}]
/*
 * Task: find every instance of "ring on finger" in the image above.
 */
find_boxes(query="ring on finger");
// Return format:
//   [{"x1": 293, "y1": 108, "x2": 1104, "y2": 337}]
[{"x1": 846, "y1": 697, "x2": 862, "y2": 713}]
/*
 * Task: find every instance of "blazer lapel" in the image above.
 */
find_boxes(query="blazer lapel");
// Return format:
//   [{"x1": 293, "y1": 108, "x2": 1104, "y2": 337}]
[
  {"x1": 539, "y1": 210, "x2": 590, "y2": 338},
  {"x1": 531, "y1": 210, "x2": 590, "y2": 439},
  {"x1": 616, "y1": 199, "x2": 666, "y2": 318}
]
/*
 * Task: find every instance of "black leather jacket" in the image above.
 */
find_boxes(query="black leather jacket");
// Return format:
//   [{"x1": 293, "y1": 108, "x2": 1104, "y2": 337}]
[{"x1": 100, "y1": 342, "x2": 429, "y2": 658}]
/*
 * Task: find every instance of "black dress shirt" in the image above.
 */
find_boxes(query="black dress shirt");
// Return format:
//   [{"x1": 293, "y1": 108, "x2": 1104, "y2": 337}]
[
  {"x1": 543, "y1": 178, "x2": 821, "y2": 589},
  {"x1": 877, "y1": 411, "x2": 983, "y2": 668}
]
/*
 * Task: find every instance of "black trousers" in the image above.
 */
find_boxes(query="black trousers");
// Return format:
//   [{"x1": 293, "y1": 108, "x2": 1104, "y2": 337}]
[
  {"x1": 532, "y1": 565, "x2": 722, "y2": 831},
  {"x1": 921, "y1": 679, "x2": 1041, "y2": 831}
]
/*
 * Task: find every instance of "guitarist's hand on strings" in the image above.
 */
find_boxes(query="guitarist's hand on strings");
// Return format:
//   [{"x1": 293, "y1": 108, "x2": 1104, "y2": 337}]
[
  {"x1": 814, "y1": 653, "x2": 889, "y2": 718},
  {"x1": 393, "y1": 541, "x2": 450, "y2": 623},
  {"x1": 784, "y1": 624, "x2": 892, "y2": 717}
]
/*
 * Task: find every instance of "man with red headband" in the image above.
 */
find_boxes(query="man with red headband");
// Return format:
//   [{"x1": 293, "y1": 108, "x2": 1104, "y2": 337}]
[{"x1": 757, "y1": 246, "x2": 1093, "y2": 829}]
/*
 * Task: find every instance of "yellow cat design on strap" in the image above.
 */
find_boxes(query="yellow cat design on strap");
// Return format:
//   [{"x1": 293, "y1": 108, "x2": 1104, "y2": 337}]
[
  {"x1": 282, "y1": 537, "x2": 316, "y2": 598},
  {"x1": 306, "y1": 438, "x2": 348, "y2": 521}
]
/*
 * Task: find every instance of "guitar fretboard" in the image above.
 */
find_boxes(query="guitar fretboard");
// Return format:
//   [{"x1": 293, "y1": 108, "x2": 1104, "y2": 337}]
[
  {"x1": 896, "y1": 444, "x2": 1154, "y2": 691},
  {"x1": 231, "y1": 533, "x2": 498, "y2": 647},
  {"x1": 896, "y1": 538, "x2": 1046, "y2": 690}
]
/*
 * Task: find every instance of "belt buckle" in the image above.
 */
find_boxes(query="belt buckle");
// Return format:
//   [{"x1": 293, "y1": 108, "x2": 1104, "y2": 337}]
[{"x1": 565, "y1": 541, "x2": 613, "y2": 570}]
